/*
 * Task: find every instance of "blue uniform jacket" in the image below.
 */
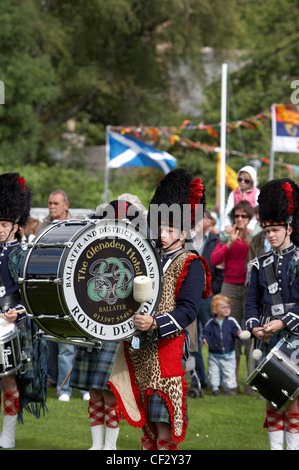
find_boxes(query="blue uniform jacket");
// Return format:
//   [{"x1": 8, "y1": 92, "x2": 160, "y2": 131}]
[
  {"x1": 155, "y1": 249, "x2": 205, "y2": 338},
  {"x1": 0, "y1": 240, "x2": 26, "y2": 323},
  {"x1": 245, "y1": 244, "x2": 299, "y2": 337}
]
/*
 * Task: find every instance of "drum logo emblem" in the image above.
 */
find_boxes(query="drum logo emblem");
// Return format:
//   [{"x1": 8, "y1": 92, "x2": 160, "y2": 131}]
[
  {"x1": 62, "y1": 220, "x2": 162, "y2": 341},
  {"x1": 87, "y1": 257, "x2": 134, "y2": 305}
]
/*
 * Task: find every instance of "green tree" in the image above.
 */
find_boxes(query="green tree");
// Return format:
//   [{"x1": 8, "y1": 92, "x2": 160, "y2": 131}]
[{"x1": 201, "y1": 0, "x2": 299, "y2": 187}]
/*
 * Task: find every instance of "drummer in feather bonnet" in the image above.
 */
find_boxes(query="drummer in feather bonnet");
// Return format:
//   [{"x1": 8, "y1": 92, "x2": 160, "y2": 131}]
[
  {"x1": 0, "y1": 173, "x2": 47, "y2": 449},
  {"x1": 245, "y1": 178, "x2": 299, "y2": 450},
  {"x1": 108, "y1": 168, "x2": 212, "y2": 450}
]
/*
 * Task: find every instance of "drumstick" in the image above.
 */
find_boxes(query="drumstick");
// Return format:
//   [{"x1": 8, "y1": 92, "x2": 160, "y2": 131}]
[
  {"x1": 133, "y1": 276, "x2": 152, "y2": 315},
  {"x1": 239, "y1": 329, "x2": 264, "y2": 364},
  {"x1": 57, "y1": 350, "x2": 77, "y2": 396}
]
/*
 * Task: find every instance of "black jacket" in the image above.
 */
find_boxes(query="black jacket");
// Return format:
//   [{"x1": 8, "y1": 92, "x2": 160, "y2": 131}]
[{"x1": 201, "y1": 231, "x2": 224, "y2": 295}]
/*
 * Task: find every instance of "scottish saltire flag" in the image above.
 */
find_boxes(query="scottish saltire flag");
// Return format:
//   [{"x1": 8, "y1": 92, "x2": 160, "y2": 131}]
[
  {"x1": 272, "y1": 104, "x2": 299, "y2": 153},
  {"x1": 107, "y1": 130, "x2": 177, "y2": 174}
]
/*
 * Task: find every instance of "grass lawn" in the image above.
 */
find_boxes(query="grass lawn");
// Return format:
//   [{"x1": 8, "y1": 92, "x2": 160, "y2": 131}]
[{"x1": 9, "y1": 346, "x2": 270, "y2": 451}]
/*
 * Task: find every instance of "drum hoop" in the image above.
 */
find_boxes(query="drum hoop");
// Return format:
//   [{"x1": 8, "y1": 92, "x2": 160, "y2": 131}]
[{"x1": 0, "y1": 323, "x2": 18, "y2": 343}]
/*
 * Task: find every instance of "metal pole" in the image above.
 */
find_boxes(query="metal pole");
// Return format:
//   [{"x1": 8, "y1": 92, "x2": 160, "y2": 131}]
[
  {"x1": 103, "y1": 125, "x2": 110, "y2": 203},
  {"x1": 220, "y1": 63, "x2": 228, "y2": 231},
  {"x1": 269, "y1": 104, "x2": 276, "y2": 180}
]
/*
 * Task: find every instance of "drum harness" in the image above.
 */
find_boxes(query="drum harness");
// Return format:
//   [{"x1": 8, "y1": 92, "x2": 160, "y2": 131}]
[
  {"x1": 262, "y1": 254, "x2": 295, "y2": 319},
  {"x1": 131, "y1": 248, "x2": 186, "y2": 350},
  {"x1": 0, "y1": 272, "x2": 21, "y2": 313}
]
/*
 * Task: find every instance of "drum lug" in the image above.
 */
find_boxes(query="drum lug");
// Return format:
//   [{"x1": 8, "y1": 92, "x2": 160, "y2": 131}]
[
  {"x1": 261, "y1": 372, "x2": 269, "y2": 379},
  {"x1": 63, "y1": 242, "x2": 73, "y2": 248},
  {"x1": 38, "y1": 242, "x2": 74, "y2": 248},
  {"x1": 26, "y1": 242, "x2": 35, "y2": 248},
  {"x1": 276, "y1": 355, "x2": 283, "y2": 361},
  {"x1": 281, "y1": 389, "x2": 293, "y2": 399},
  {"x1": 18, "y1": 278, "x2": 56, "y2": 284}
]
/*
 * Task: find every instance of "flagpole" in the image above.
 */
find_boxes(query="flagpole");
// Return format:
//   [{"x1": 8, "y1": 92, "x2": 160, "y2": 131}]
[
  {"x1": 103, "y1": 125, "x2": 110, "y2": 204},
  {"x1": 219, "y1": 63, "x2": 228, "y2": 231},
  {"x1": 269, "y1": 104, "x2": 276, "y2": 180}
]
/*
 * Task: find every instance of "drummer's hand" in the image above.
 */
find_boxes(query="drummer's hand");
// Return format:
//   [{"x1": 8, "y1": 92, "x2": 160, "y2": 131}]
[
  {"x1": 263, "y1": 320, "x2": 285, "y2": 336},
  {"x1": 134, "y1": 312, "x2": 156, "y2": 331},
  {"x1": 2, "y1": 308, "x2": 18, "y2": 324},
  {"x1": 252, "y1": 320, "x2": 284, "y2": 342},
  {"x1": 252, "y1": 327, "x2": 267, "y2": 341}
]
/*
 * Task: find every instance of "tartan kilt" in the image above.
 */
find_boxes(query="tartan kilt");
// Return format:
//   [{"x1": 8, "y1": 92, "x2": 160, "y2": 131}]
[
  {"x1": 16, "y1": 318, "x2": 48, "y2": 421},
  {"x1": 70, "y1": 341, "x2": 119, "y2": 391},
  {"x1": 147, "y1": 392, "x2": 171, "y2": 425}
]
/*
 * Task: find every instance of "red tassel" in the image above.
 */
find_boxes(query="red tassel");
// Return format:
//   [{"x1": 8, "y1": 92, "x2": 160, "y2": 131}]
[
  {"x1": 188, "y1": 178, "x2": 204, "y2": 223},
  {"x1": 199, "y1": 255, "x2": 212, "y2": 299},
  {"x1": 16, "y1": 176, "x2": 26, "y2": 192},
  {"x1": 282, "y1": 182, "x2": 294, "y2": 214}
]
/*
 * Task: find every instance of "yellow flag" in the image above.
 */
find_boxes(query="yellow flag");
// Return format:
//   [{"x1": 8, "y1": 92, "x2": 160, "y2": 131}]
[{"x1": 216, "y1": 153, "x2": 238, "y2": 190}]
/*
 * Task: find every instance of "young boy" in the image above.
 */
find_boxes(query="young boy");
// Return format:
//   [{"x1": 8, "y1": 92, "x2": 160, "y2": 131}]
[
  {"x1": 202, "y1": 294, "x2": 241, "y2": 396},
  {"x1": 245, "y1": 178, "x2": 299, "y2": 450},
  {"x1": 108, "y1": 168, "x2": 211, "y2": 450}
]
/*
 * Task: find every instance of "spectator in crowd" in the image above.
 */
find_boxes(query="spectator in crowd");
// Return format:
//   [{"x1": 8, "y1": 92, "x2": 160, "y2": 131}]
[
  {"x1": 23, "y1": 216, "x2": 40, "y2": 242},
  {"x1": 191, "y1": 209, "x2": 224, "y2": 389},
  {"x1": 211, "y1": 200, "x2": 254, "y2": 391},
  {"x1": 224, "y1": 165, "x2": 260, "y2": 234}
]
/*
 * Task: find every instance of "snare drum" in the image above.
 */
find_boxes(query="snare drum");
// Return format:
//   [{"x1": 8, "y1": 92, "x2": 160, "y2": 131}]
[
  {"x1": 19, "y1": 219, "x2": 163, "y2": 343},
  {"x1": 0, "y1": 318, "x2": 22, "y2": 377},
  {"x1": 246, "y1": 336, "x2": 299, "y2": 410}
]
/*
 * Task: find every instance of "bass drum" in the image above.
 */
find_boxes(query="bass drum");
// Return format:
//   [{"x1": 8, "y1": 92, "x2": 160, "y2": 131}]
[{"x1": 19, "y1": 219, "x2": 163, "y2": 343}]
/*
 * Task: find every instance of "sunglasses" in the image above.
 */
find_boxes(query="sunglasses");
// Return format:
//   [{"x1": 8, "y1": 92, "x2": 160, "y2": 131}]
[
  {"x1": 234, "y1": 214, "x2": 249, "y2": 219},
  {"x1": 237, "y1": 177, "x2": 251, "y2": 185}
]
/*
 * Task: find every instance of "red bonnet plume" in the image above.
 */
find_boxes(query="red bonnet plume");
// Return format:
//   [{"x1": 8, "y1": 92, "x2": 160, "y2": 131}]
[
  {"x1": 282, "y1": 181, "x2": 294, "y2": 214},
  {"x1": 188, "y1": 178, "x2": 204, "y2": 222},
  {"x1": 16, "y1": 176, "x2": 26, "y2": 192}
]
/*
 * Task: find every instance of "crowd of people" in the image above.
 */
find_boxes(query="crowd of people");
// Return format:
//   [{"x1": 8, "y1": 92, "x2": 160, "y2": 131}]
[{"x1": 0, "y1": 166, "x2": 298, "y2": 451}]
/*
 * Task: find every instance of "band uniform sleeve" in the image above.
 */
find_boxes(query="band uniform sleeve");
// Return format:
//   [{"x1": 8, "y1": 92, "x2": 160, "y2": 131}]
[
  {"x1": 15, "y1": 303, "x2": 27, "y2": 326},
  {"x1": 245, "y1": 263, "x2": 262, "y2": 331},
  {"x1": 155, "y1": 258, "x2": 204, "y2": 338}
]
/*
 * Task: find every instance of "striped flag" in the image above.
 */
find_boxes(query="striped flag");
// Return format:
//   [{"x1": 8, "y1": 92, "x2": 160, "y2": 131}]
[
  {"x1": 107, "y1": 130, "x2": 177, "y2": 174},
  {"x1": 272, "y1": 104, "x2": 299, "y2": 153}
]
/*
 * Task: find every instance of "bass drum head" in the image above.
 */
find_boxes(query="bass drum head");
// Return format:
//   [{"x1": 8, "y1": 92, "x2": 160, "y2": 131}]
[{"x1": 59, "y1": 219, "x2": 163, "y2": 341}]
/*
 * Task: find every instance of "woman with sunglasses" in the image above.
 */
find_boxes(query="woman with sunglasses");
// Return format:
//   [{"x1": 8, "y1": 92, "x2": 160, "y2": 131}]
[
  {"x1": 211, "y1": 200, "x2": 254, "y2": 391},
  {"x1": 224, "y1": 165, "x2": 260, "y2": 234}
]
